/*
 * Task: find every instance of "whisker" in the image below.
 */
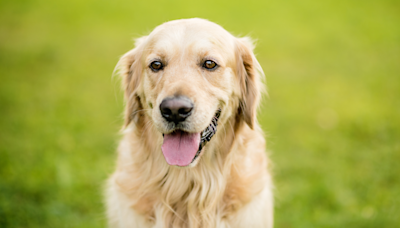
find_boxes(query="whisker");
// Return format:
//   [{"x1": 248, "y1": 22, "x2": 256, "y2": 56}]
[{"x1": 130, "y1": 109, "x2": 153, "y2": 116}]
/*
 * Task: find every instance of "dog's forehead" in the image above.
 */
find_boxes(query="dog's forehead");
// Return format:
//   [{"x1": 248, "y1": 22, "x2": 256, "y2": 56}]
[{"x1": 146, "y1": 19, "x2": 235, "y2": 54}]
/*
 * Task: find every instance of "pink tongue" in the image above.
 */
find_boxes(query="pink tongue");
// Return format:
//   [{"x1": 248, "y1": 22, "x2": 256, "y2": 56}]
[{"x1": 161, "y1": 130, "x2": 201, "y2": 166}]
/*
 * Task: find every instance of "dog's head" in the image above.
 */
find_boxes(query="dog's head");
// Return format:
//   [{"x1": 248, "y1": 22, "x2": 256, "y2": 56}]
[{"x1": 117, "y1": 18, "x2": 264, "y2": 167}]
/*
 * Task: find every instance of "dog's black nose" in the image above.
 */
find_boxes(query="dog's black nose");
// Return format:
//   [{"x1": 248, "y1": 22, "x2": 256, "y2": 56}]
[{"x1": 160, "y1": 96, "x2": 193, "y2": 123}]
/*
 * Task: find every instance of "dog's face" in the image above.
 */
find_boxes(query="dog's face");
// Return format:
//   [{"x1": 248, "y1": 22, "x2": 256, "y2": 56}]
[{"x1": 117, "y1": 19, "x2": 263, "y2": 167}]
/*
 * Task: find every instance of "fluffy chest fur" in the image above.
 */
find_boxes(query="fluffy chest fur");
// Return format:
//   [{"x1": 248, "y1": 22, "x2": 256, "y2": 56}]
[{"x1": 107, "y1": 116, "x2": 271, "y2": 228}]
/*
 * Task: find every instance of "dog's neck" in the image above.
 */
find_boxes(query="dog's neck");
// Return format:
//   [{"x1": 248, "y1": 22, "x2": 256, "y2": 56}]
[{"x1": 115, "y1": 113, "x2": 267, "y2": 227}]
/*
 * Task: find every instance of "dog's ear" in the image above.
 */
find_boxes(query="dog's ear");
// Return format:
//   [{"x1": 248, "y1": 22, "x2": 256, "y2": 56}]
[
  {"x1": 235, "y1": 37, "x2": 265, "y2": 129},
  {"x1": 115, "y1": 36, "x2": 147, "y2": 127}
]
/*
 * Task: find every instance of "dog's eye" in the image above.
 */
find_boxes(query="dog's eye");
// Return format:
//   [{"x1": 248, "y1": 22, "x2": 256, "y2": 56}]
[
  {"x1": 150, "y1": 61, "x2": 163, "y2": 71},
  {"x1": 203, "y1": 60, "x2": 217, "y2": 70}
]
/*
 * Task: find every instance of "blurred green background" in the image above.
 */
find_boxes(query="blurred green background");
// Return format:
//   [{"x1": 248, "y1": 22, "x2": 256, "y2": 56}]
[{"x1": 1, "y1": 0, "x2": 399, "y2": 227}]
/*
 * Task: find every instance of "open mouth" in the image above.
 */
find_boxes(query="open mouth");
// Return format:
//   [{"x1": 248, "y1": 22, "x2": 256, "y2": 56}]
[{"x1": 161, "y1": 109, "x2": 221, "y2": 167}]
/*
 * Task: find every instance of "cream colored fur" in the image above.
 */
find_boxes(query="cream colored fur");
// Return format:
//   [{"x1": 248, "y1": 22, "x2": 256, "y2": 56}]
[{"x1": 106, "y1": 18, "x2": 273, "y2": 228}]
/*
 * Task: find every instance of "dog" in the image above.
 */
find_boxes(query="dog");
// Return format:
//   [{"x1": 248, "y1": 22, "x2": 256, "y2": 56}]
[{"x1": 106, "y1": 18, "x2": 273, "y2": 228}]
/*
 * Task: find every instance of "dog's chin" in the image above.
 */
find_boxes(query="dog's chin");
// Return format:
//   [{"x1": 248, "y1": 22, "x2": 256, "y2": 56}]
[{"x1": 160, "y1": 109, "x2": 221, "y2": 167}]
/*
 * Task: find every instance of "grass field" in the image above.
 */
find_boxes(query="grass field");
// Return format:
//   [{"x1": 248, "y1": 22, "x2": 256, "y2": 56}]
[{"x1": 1, "y1": 0, "x2": 399, "y2": 227}]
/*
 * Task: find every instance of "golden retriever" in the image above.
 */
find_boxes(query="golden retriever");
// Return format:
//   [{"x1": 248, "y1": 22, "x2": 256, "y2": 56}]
[{"x1": 106, "y1": 18, "x2": 273, "y2": 228}]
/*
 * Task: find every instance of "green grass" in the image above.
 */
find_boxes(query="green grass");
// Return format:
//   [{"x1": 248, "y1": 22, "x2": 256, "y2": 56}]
[{"x1": 1, "y1": 0, "x2": 399, "y2": 227}]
